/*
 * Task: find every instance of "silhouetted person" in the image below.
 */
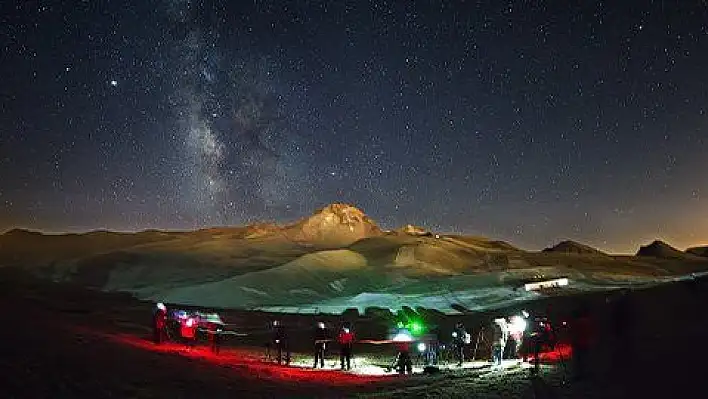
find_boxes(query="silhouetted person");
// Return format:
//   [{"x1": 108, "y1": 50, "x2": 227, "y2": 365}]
[
  {"x1": 211, "y1": 324, "x2": 223, "y2": 354},
  {"x1": 570, "y1": 305, "x2": 595, "y2": 381},
  {"x1": 527, "y1": 318, "x2": 549, "y2": 374},
  {"x1": 152, "y1": 302, "x2": 168, "y2": 344},
  {"x1": 313, "y1": 322, "x2": 328, "y2": 368},
  {"x1": 452, "y1": 322, "x2": 467, "y2": 366},
  {"x1": 338, "y1": 325, "x2": 355, "y2": 370},
  {"x1": 395, "y1": 339, "x2": 413, "y2": 374},
  {"x1": 521, "y1": 312, "x2": 533, "y2": 362},
  {"x1": 491, "y1": 319, "x2": 508, "y2": 366},
  {"x1": 271, "y1": 320, "x2": 290, "y2": 365},
  {"x1": 506, "y1": 315, "x2": 525, "y2": 360}
]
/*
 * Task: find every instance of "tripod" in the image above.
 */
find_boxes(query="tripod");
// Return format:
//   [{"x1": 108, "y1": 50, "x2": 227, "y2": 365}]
[{"x1": 472, "y1": 327, "x2": 487, "y2": 361}]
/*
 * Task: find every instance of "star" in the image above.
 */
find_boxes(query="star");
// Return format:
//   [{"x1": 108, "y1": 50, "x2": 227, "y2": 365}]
[{"x1": 0, "y1": 0, "x2": 706, "y2": 254}]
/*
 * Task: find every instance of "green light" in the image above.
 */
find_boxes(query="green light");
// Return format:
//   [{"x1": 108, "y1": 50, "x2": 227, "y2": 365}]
[
  {"x1": 397, "y1": 321, "x2": 404, "y2": 329},
  {"x1": 410, "y1": 321, "x2": 424, "y2": 335}
]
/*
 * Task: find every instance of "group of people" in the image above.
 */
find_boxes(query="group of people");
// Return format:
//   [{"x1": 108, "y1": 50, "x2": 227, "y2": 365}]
[
  {"x1": 150, "y1": 300, "x2": 613, "y2": 379},
  {"x1": 266, "y1": 320, "x2": 356, "y2": 370},
  {"x1": 491, "y1": 312, "x2": 557, "y2": 370},
  {"x1": 311, "y1": 321, "x2": 356, "y2": 370},
  {"x1": 151, "y1": 302, "x2": 225, "y2": 353}
]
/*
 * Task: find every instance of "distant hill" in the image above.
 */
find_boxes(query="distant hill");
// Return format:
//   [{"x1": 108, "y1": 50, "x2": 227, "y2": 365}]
[
  {"x1": 636, "y1": 240, "x2": 690, "y2": 259},
  {"x1": 686, "y1": 246, "x2": 708, "y2": 258},
  {"x1": 0, "y1": 228, "x2": 178, "y2": 267},
  {"x1": 543, "y1": 240, "x2": 608, "y2": 256},
  {"x1": 2, "y1": 204, "x2": 708, "y2": 313}
]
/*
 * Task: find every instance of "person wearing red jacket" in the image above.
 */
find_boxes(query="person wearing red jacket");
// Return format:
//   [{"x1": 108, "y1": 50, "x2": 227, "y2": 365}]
[
  {"x1": 180, "y1": 316, "x2": 198, "y2": 349},
  {"x1": 395, "y1": 339, "x2": 413, "y2": 374},
  {"x1": 338, "y1": 325, "x2": 355, "y2": 370}
]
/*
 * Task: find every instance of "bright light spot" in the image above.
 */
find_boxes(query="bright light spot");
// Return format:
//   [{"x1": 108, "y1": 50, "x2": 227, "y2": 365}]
[
  {"x1": 410, "y1": 321, "x2": 424, "y2": 335},
  {"x1": 110, "y1": 80, "x2": 118, "y2": 87},
  {"x1": 451, "y1": 331, "x2": 458, "y2": 338},
  {"x1": 524, "y1": 277, "x2": 569, "y2": 291},
  {"x1": 417, "y1": 342, "x2": 426, "y2": 352},
  {"x1": 508, "y1": 315, "x2": 527, "y2": 334},
  {"x1": 392, "y1": 332, "x2": 413, "y2": 342}
]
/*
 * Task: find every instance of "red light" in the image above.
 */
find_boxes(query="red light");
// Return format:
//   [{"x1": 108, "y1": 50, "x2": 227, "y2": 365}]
[{"x1": 71, "y1": 326, "x2": 394, "y2": 386}]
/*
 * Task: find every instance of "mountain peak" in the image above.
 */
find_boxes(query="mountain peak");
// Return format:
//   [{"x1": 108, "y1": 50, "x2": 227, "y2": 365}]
[
  {"x1": 636, "y1": 240, "x2": 686, "y2": 258},
  {"x1": 287, "y1": 203, "x2": 382, "y2": 247},
  {"x1": 2, "y1": 228, "x2": 42, "y2": 237},
  {"x1": 543, "y1": 240, "x2": 607, "y2": 256}
]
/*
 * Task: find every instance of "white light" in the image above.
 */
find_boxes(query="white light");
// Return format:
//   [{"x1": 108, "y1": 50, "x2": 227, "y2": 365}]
[
  {"x1": 508, "y1": 315, "x2": 527, "y2": 334},
  {"x1": 156, "y1": 302, "x2": 166, "y2": 311},
  {"x1": 451, "y1": 332, "x2": 458, "y2": 338},
  {"x1": 524, "y1": 278, "x2": 569, "y2": 291},
  {"x1": 392, "y1": 332, "x2": 413, "y2": 342},
  {"x1": 110, "y1": 80, "x2": 118, "y2": 87},
  {"x1": 417, "y1": 342, "x2": 426, "y2": 352}
]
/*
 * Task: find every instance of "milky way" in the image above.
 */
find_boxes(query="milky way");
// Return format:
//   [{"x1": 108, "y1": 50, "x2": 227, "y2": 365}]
[
  {"x1": 1, "y1": 1, "x2": 707, "y2": 252},
  {"x1": 163, "y1": 0, "x2": 311, "y2": 224}
]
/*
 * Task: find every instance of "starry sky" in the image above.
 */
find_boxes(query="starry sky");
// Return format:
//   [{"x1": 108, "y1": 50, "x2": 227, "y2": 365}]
[{"x1": 1, "y1": 1, "x2": 707, "y2": 253}]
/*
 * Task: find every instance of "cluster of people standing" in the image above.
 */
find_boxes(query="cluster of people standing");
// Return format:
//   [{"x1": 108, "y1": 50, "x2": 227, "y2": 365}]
[
  {"x1": 151, "y1": 303, "x2": 225, "y2": 353},
  {"x1": 267, "y1": 320, "x2": 356, "y2": 371},
  {"x1": 151, "y1": 291, "x2": 636, "y2": 381}
]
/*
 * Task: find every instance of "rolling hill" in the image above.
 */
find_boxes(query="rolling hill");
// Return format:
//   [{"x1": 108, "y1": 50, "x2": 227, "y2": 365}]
[
  {"x1": 687, "y1": 246, "x2": 708, "y2": 257},
  {"x1": 2, "y1": 203, "x2": 707, "y2": 313},
  {"x1": 542, "y1": 240, "x2": 608, "y2": 256}
]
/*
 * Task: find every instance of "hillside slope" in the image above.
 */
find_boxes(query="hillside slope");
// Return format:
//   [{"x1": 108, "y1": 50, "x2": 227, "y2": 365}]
[
  {"x1": 2, "y1": 204, "x2": 707, "y2": 313},
  {"x1": 687, "y1": 246, "x2": 708, "y2": 257},
  {"x1": 543, "y1": 240, "x2": 608, "y2": 256}
]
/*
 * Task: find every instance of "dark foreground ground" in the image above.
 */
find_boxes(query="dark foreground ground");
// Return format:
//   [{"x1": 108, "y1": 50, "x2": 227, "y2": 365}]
[{"x1": 2, "y1": 268, "x2": 708, "y2": 398}]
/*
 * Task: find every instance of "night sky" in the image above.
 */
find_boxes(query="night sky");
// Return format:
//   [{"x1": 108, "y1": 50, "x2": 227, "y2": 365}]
[{"x1": 1, "y1": 1, "x2": 707, "y2": 253}]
